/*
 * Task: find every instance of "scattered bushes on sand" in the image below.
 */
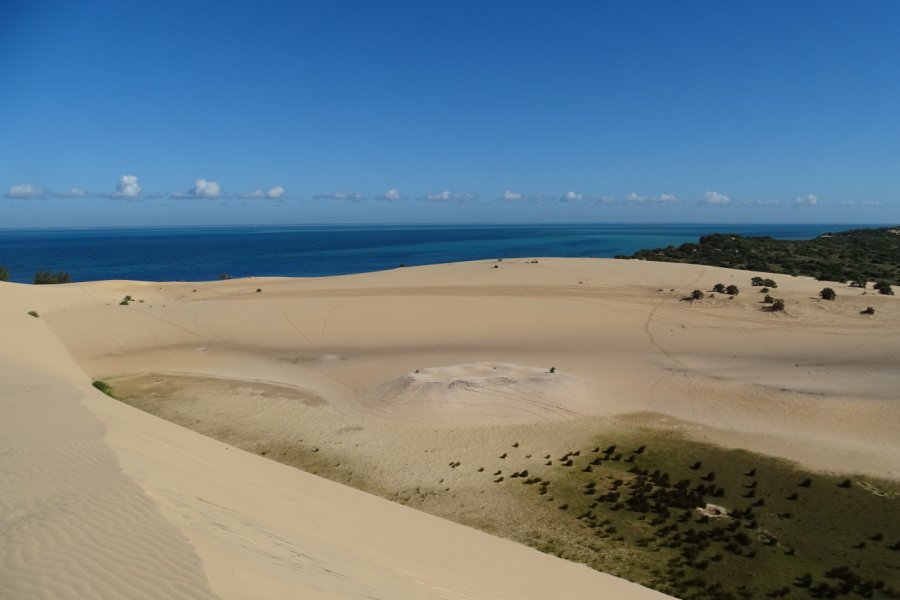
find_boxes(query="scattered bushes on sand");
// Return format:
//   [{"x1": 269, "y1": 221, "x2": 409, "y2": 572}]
[
  {"x1": 725, "y1": 284, "x2": 739, "y2": 296},
  {"x1": 851, "y1": 279, "x2": 868, "y2": 289},
  {"x1": 769, "y1": 299, "x2": 785, "y2": 312},
  {"x1": 861, "y1": 306, "x2": 875, "y2": 315},
  {"x1": 751, "y1": 277, "x2": 777, "y2": 288},
  {"x1": 760, "y1": 287, "x2": 769, "y2": 293},
  {"x1": 27, "y1": 310, "x2": 39, "y2": 318},
  {"x1": 875, "y1": 281, "x2": 894, "y2": 295},
  {"x1": 763, "y1": 295, "x2": 775, "y2": 304},
  {"x1": 820, "y1": 287, "x2": 837, "y2": 301},
  {"x1": 712, "y1": 283, "x2": 726, "y2": 293},
  {"x1": 119, "y1": 295, "x2": 134, "y2": 305},
  {"x1": 691, "y1": 289, "x2": 704, "y2": 300},
  {"x1": 0, "y1": 266, "x2": 8, "y2": 281},
  {"x1": 34, "y1": 270, "x2": 71, "y2": 284},
  {"x1": 92, "y1": 380, "x2": 116, "y2": 398},
  {"x1": 549, "y1": 367, "x2": 556, "y2": 374}
]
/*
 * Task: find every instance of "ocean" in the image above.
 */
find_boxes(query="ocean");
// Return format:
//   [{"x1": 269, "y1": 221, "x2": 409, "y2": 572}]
[{"x1": 0, "y1": 223, "x2": 868, "y2": 283}]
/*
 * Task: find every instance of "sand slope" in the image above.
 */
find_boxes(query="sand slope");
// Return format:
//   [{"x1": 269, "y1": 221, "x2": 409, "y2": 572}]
[{"x1": 1, "y1": 264, "x2": 685, "y2": 599}]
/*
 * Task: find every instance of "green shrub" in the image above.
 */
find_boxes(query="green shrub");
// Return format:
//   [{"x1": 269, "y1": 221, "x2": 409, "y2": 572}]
[
  {"x1": 770, "y1": 299, "x2": 785, "y2": 312},
  {"x1": 691, "y1": 289, "x2": 704, "y2": 300},
  {"x1": 763, "y1": 278, "x2": 777, "y2": 288},
  {"x1": 92, "y1": 380, "x2": 116, "y2": 398},
  {"x1": 861, "y1": 306, "x2": 875, "y2": 315},
  {"x1": 34, "y1": 271, "x2": 71, "y2": 284},
  {"x1": 27, "y1": 310, "x2": 39, "y2": 318},
  {"x1": 874, "y1": 281, "x2": 894, "y2": 295},
  {"x1": 763, "y1": 295, "x2": 774, "y2": 304},
  {"x1": 820, "y1": 287, "x2": 837, "y2": 301},
  {"x1": 119, "y1": 295, "x2": 134, "y2": 305},
  {"x1": 850, "y1": 279, "x2": 867, "y2": 289},
  {"x1": 751, "y1": 277, "x2": 765, "y2": 286},
  {"x1": 725, "y1": 284, "x2": 739, "y2": 295},
  {"x1": 712, "y1": 283, "x2": 726, "y2": 293},
  {"x1": 0, "y1": 266, "x2": 8, "y2": 281}
]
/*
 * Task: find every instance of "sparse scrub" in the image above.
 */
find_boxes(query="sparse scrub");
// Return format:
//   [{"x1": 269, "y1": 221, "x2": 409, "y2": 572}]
[
  {"x1": 712, "y1": 283, "x2": 726, "y2": 293},
  {"x1": 34, "y1": 270, "x2": 71, "y2": 284},
  {"x1": 875, "y1": 281, "x2": 894, "y2": 296},
  {"x1": 725, "y1": 284, "x2": 739, "y2": 295},
  {"x1": 861, "y1": 306, "x2": 875, "y2": 315},
  {"x1": 27, "y1": 310, "x2": 39, "y2": 318},
  {"x1": 92, "y1": 380, "x2": 116, "y2": 398},
  {"x1": 820, "y1": 287, "x2": 837, "y2": 301}
]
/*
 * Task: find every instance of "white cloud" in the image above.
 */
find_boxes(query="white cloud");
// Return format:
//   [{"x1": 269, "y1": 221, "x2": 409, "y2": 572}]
[
  {"x1": 745, "y1": 198, "x2": 783, "y2": 206},
  {"x1": 4, "y1": 183, "x2": 45, "y2": 199},
  {"x1": 54, "y1": 187, "x2": 87, "y2": 198},
  {"x1": 423, "y1": 190, "x2": 478, "y2": 203},
  {"x1": 112, "y1": 174, "x2": 141, "y2": 198},
  {"x1": 596, "y1": 195, "x2": 617, "y2": 205},
  {"x1": 379, "y1": 188, "x2": 404, "y2": 202},
  {"x1": 313, "y1": 191, "x2": 364, "y2": 201},
  {"x1": 657, "y1": 193, "x2": 677, "y2": 204},
  {"x1": 175, "y1": 178, "x2": 221, "y2": 198},
  {"x1": 501, "y1": 190, "x2": 524, "y2": 201},
  {"x1": 841, "y1": 199, "x2": 880, "y2": 206},
  {"x1": 561, "y1": 191, "x2": 584, "y2": 202},
  {"x1": 795, "y1": 193, "x2": 818, "y2": 206},
  {"x1": 244, "y1": 186, "x2": 286, "y2": 199},
  {"x1": 701, "y1": 191, "x2": 731, "y2": 205},
  {"x1": 625, "y1": 192, "x2": 646, "y2": 203}
]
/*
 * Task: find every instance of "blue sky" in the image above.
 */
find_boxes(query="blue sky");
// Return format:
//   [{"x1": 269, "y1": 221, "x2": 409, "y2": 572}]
[{"x1": 1, "y1": 1, "x2": 898, "y2": 226}]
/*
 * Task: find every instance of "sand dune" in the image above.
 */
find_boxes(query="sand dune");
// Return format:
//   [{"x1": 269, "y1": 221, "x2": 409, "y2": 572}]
[{"x1": 2, "y1": 257, "x2": 897, "y2": 598}]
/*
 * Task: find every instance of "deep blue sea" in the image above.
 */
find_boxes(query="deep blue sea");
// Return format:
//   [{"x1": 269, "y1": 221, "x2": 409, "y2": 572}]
[{"x1": 0, "y1": 223, "x2": 870, "y2": 283}]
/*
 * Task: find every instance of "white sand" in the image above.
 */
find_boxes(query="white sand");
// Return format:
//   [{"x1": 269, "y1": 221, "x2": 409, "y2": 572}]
[{"x1": 2, "y1": 257, "x2": 897, "y2": 598}]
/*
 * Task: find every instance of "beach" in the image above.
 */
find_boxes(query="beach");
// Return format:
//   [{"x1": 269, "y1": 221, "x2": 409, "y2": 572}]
[{"x1": 2, "y1": 257, "x2": 898, "y2": 599}]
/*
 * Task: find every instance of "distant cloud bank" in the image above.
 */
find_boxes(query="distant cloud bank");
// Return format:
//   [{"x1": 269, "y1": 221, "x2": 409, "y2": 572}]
[{"x1": 4, "y1": 183, "x2": 45, "y2": 199}]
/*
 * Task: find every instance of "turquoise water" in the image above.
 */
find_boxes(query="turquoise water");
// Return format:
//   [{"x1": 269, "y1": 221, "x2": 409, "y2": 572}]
[{"x1": 0, "y1": 223, "x2": 867, "y2": 283}]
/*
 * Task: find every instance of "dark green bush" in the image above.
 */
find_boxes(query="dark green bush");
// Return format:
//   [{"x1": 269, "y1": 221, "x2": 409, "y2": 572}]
[
  {"x1": 712, "y1": 283, "x2": 726, "y2": 293},
  {"x1": 34, "y1": 271, "x2": 71, "y2": 284},
  {"x1": 92, "y1": 380, "x2": 116, "y2": 398},
  {"x1": 770, "y1": 299, "x2": 785, "y2": 312},
  {"x1": 875, "y1": 281, "x2": 894, "y2": 295},
  {"x1": 820, "y1": 287, "x2": 837, "y2": 301},
  {"x1": 725, "y1": 284, "x2": 739, "y2": 295},
  {"x1": 691, "y1": 289, "x2": 704, "y2": 300}
]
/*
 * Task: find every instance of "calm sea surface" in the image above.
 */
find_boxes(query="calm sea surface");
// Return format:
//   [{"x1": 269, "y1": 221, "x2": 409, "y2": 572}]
[{"x1": 0, "y1": 223, "x2": 870, "y2": 283}]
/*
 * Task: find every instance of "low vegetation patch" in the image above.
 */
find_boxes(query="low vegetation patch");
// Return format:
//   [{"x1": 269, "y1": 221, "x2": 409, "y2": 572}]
[
  {"x1": 34, "y1": 270, "x2": 71, "y2": 284},
  {"x1": 619, "y1": 226, "x2": 900, "y2": 285},
  {"x1": 92, "y1": 380, "x2": 117, "y2": 398}
]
